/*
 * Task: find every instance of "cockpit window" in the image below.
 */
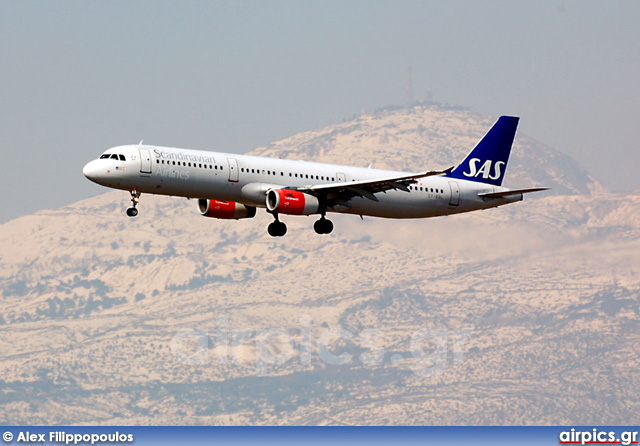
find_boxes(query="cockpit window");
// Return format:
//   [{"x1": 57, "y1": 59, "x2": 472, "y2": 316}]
[
  {"x1": 110, "y1": 154, "x2": 119, "y2": 160},
  {"x1": 119, "y1": 154, "x2": 126, "y2": 161},
  {"x1": 100, "y1": 154, "x2": 110, "y2": 159}
]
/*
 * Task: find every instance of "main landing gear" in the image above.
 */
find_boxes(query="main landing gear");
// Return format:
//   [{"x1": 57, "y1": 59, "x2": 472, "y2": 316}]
[
  {"x1": 314, "y1": 216, "x2": 334, "y2": 235},
  {"x1": 267, "y1": 216, "x2": 287, "y2": 237},
  {"x1": 267, "y1": 215, "x2": 334, "y2": 237},
  {"x1": 126, "y1": 190, "x2": 140, "y2": 217}
]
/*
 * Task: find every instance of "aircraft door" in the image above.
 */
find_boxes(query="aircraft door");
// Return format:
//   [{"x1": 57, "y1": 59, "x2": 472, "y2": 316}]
[
  {"x1": 228, "y1": 158, "x2": 239, "y2": 182},
  {"x1": 336, "y1": 172, "x2": 346, "y2": 183},
  {"x1": 139, "y1": 148, "x2": 152, "y2": 174},
  {"x1": 448, "y1": 180, "x2": 460, "y2": 206}
]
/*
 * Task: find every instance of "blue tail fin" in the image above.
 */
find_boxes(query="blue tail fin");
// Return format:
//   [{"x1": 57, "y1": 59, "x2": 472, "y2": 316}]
[{"x1": 448, "y1": 116, "x2": 519, "y2": 186}]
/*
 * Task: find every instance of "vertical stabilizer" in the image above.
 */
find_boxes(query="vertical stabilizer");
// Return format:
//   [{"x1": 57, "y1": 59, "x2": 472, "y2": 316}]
[{"x1": 448, "y1": 116, "x2": 519, "y2": 186}]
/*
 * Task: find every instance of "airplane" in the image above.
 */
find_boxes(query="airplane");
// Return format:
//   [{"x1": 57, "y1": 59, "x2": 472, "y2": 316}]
[{"x1": 83, "y1": 116, "x2": 548, "y2": 237}]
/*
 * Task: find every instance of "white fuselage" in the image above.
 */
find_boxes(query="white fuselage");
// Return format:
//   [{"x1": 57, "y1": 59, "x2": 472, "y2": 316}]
[{"x1": 83, "y1": 145, "x2": 521, "y2": 219}]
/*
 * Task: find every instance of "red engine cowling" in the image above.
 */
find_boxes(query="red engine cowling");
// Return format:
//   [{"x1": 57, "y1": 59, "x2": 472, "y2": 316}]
[
  {"x1": 198, "y1": 199, "x2": 256, "y2": 219},
  {"x1": 266, "y1": 189, "x2": 319, "y2": 215}
]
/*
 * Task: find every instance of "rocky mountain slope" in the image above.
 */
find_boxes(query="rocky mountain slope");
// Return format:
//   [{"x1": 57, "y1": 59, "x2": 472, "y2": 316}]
[{"x1": 0, "y1": 105, "x2": 637, "y2": 425}]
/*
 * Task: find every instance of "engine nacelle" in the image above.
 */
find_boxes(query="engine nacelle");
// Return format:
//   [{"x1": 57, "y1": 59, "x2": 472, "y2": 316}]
[
  {"x1": 198, "y1": 199, "x2": 256, "y2": 219},
  {"x1": 266, "y1": 189, "x2": 319, "y2": 215}
]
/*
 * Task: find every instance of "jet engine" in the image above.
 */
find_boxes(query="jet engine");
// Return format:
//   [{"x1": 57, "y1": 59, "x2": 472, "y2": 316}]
[
  {"x1": 266, "y1": 189, "x2": 319, "y2": 215},
  {"x1": 198, "y1": 199, "x2": 256, "y2": 219}
]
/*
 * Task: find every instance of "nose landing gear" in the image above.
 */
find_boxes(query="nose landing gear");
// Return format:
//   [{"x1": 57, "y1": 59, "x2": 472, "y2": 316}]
[{"x1": 126, "y1": 190, "x2": 140, "y2": 217}]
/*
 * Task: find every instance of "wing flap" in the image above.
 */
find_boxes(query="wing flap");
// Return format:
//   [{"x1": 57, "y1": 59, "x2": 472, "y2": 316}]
[{"x1": 300, "y1": 167, "x2": 452, "y2": 195}]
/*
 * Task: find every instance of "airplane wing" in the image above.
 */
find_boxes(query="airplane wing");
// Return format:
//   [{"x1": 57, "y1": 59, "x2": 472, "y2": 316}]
[
  {"x1": 292, "y1": 167, "x2": 452, "y2": 205},
  {"x1": 478, "y1": 187, "x2": 549, "y2": 198}
]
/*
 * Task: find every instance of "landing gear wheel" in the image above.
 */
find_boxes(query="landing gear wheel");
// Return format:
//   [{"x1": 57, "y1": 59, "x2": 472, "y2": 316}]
[
  {"x1": 268, "y1": 221, "x2": 287, "y2": 237},
  {"x1": 323, "y1": 219, "x2": 333, "y2": 234},
  {"x1": 127, "y1": 190, "x2": 140, "y2": 217},
  {"x1": 314, "y1": 218, "x2": 334, "y2": 234},
  {"x1": 268, "y1": 222, "x2": 278, "y2": 237}
]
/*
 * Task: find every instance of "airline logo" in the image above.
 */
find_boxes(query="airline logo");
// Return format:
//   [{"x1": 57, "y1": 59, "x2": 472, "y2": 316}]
[
  {"x1": 463, "y1": 158, "x2": 505, "y2": 181},
  {"x1": 284, "y1": 194, "x2": 301, "y2": 203}
]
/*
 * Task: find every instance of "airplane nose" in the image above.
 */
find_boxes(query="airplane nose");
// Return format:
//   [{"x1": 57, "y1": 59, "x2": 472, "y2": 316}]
[{"x1": 82, "y1": 160, "x2": 102, "y2": 183}]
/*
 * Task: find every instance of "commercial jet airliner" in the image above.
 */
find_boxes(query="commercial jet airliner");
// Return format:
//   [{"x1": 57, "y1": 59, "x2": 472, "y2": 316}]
[{"x1": 83, "y1": 116, "x2": 547, "y2": 237}]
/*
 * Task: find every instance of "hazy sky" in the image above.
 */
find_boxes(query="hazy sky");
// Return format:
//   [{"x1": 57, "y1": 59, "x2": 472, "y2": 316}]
[{"x1": 1, "y1": 1, "x2": 638, "y2": 223}]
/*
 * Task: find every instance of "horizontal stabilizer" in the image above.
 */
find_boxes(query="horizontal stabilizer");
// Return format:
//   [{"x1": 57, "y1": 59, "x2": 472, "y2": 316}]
[{"x1": 478, "y1": 187, "x2": 549, "y2": 199}]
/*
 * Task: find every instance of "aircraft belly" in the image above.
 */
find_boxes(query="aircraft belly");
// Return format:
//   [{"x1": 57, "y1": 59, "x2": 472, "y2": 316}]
[
  {"x1": 339, "y1": 193, "x2": 450, "y2": 219},
  {"x1": 130, "y1": 172, "x2": 237, "y2": 201}
]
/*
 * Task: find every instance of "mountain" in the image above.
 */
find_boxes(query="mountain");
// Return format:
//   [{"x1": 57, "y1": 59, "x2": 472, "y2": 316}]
[
  {"x1": 0, "y1": 105, "x2": 638, "y2": 425},
  {"x1": 255, "y1": 105, "x2": 600, "y2": 196}
]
